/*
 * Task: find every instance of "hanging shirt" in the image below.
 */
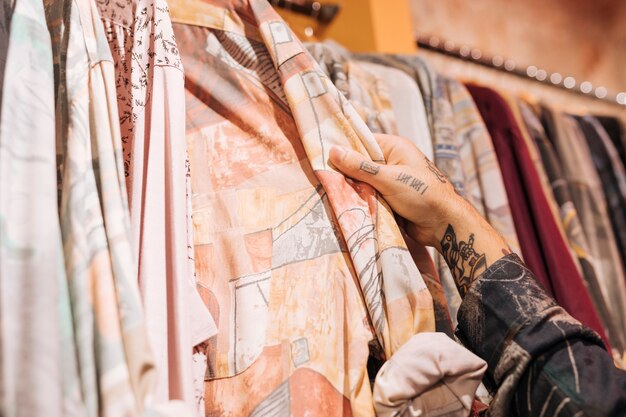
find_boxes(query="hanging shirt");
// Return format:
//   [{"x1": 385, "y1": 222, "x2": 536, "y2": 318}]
[
  {"x1": 542, "y1": 108, "x2": 626, "y2": 363},
  {"x1": 354, "y1": 55, "x2": 521, "y2": 329},
  {"x1": 446, "y1": 80, "x2": 520, "y2": 255},
  {"x1": 502, "y1": 94, "x2": 578, "y2": 272},
  {"x1": 0, "y1": 0, "x2": 84, "y2": 415},
  {"x1": 45, "y1": 0, "x2": 157, "y2": 414},
  {"x1": 577, "y1": 116, "x2": 626, "y2": 275},
  {"x1": 359, "y1": 62, "x2": 434, "y2": 159},
  {"x1": 169, "y1": 0, "x2": 435, "y2": 415},
  {"x1": 96, "y1": 0, "x2": 217, "y2": 411},
  {"x1": 306, "y1": 42, "x2": 453, "y2": 336},
  {"x1": 305, "y1": 41, "x2": 398, "y2": 136},
  {"x1": 596, "y1": 116, "x2": 626, "y2": 168},
  {"x1": 466, "y1": 84, "x2": 610, "y2": 350},
  {"x1": 519, "y1": 102, "x2": 626, "y2": 360}
]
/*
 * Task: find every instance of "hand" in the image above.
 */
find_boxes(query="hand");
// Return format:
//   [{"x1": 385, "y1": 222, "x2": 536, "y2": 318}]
[
  {"x1": 329, "y1": 133, "x2": 463, "y2": 248},
  {"x1": 329, "y1": 133, "x2": 510, "y2": 297}
]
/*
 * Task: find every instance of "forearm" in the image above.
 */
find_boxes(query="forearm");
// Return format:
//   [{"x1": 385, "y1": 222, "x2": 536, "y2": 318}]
[
  {"x1": 429, "y1": 198, "x2": 510, "y2": 298},
  {"x1": 453, "y1": 253, "x2": 620, "y2": 416}
]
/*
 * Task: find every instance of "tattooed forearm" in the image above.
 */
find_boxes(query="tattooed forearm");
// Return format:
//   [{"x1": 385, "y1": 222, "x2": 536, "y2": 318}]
[
  {"x1": 395, "y1": 172, "x2": 429, "y2": 195},
  {"x1": 440, "y1": 224, "x2": 487, "y2": 297},
  {"x1": 425, "y1": 156, "x2": 448, "y2": 184},
  {"x1": 359, "y1": 161, "x2": 380, "y2": 175}
]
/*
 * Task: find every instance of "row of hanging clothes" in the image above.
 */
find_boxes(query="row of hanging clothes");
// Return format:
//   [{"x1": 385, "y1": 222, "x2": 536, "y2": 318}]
[{"x1": 2, "y1": 0, "x2": 626, "y2": 416}]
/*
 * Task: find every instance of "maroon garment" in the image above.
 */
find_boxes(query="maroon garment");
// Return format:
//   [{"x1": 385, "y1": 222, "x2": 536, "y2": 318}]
[{"x1": 466, "y1": 85, "x2": 610, "y2": 349}]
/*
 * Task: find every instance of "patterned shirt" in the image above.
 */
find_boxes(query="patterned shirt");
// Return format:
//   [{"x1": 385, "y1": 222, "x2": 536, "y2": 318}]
[
  {"x1": 0, "y1": 0, "x2": 83, "y2": 415},
  {"x1": 306, "y1": 41, "x2": 453, "y2": 336},
  {"x1": 354, "y1": 55, "x2": 521, "y2": 329},
  {"x1": 96, "y1": 0, "x2": 217, "y2": 411},
  {"x1": 45, "y1": 0, "x2": 157, "y2": 414},
  {"x1": 520, "y1": 102, "x2": 626, "y2": 360},
  {"x1": 467, "y1": 85, "x2": 610, "y2": 350},
  {"x1": 457, "y1": 253, "x2": 626, "y2": 417},
  {"x1": 169, "y1": 0, "x2": 435, "y2": 415}
]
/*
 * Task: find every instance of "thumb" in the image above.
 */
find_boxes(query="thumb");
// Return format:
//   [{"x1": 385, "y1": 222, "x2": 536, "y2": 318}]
[{"x1": 329, "y1": 146, "x2": 387, "y2": 187}]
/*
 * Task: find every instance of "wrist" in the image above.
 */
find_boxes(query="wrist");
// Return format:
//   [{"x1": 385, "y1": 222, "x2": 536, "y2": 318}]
[{"x1": 427, "y1": 193, "x2": 471, "y2": 248}]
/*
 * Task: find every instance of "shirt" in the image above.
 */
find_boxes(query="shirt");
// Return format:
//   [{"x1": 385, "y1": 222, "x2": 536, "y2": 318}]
[
  {"x1": 577, "y1": 116, "x2": 626, "y2": 275},
  {"x1": 542, "y1": 108, "x2": 626, "y2": 362},
  {"x1": 306, "y1": 42, "x2": 452, "y2": 336},
  {"x1": 360, "y1": 62, "x2": 434, "y2": 160},
  {"x1": 45, "y1": 0, "x2": 157, "y2": 414},
  {"x1": 466, "y1": 85, "x2": 610, "y2": 350},
  {"x1": 373, "y1": 333, "x2": 487, "y2": 417},
  {"x1": 502, "y1": 94, "x2": 576, "y2": 269},
  {"x1": 457, "y1": 253, "x2": 626, "y2": 417},
  {"x1": 0, "y1": 0, "x2": 83, "y2": 415},
  {"x1": 596, "y1": 116, "x2": 626, "y2": 169},
  {"x1": 354, "y1": 55, "x2": 522, "y2": 330},
  {"x1": 519, "y1": 101, "x2": 626, "y2": 358},
  {"x1": 169, "y1": 1, "x2": 435, "y2": 415},
  {"x1": 96, "y1": 0, "x2": 217, "y2": 411}
]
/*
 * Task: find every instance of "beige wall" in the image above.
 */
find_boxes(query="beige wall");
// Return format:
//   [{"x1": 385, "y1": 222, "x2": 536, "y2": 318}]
[{"x1": 411, "y1": 0, "x2": 626, "y2": 95}]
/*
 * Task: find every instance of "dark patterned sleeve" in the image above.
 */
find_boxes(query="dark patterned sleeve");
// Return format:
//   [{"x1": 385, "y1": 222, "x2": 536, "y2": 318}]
[{"x1": 455, "y1": 253, "x2": 626, "y2": 417}]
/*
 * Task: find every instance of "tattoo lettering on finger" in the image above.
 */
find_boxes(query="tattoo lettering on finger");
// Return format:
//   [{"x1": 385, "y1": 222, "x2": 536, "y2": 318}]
[
  {"x1": 359, "y1": 161, "x2": 380, "y2": 175},
  {"x1": 440, "y1": 224, "x2": 487, "y2": 298},
  {"x1": 425, "y1": 156, "x2": 448, "y2": 184},
  {"x1": 395, "y1": 172, "x2": 429, "y2": 195}
]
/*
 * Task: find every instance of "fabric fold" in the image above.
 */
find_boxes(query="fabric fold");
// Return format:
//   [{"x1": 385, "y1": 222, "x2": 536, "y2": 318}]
[
  {"x1": 373, "y1": 333, "x2": 486, "y2": 417},
  {"x1": 96, "y1": 0, "x2": 217, "y2": 411},
  {"x1": 169, "y1": 0, "x2": 435, "y2": 414}
]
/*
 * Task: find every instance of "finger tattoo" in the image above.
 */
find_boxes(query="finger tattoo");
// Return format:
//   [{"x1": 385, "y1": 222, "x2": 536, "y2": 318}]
[{"x1": 359, "y1": 161, "x2": 380, "y2": 175}]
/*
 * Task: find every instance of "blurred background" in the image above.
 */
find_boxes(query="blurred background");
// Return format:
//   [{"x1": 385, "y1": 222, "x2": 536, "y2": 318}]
[
  {"x1": 275, "y1": 0, "x2": 626, "y2": 113},
  {"x1": 411, "y1": 0, "x2": 626, "y2": 98}
]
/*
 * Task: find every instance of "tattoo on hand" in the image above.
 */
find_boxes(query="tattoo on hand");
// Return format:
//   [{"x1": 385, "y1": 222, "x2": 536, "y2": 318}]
[
  {"x1": 360, "y1": 161, "x2": 380, "y2": 175},
  {"x1": 425, "y1": 156, "x2": 448, "y2": 183},
  {"x1": 440, "y1": 224, "x2": 487, "y2": 298},
  {"x1": 395, "y1": 172, "x2": 429, "y2": 195}
]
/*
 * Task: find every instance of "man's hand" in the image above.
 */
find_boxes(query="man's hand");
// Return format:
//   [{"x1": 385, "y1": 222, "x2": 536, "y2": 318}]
[{"x1": 329, "y1": 133, "x2": 510, "y2": 297}]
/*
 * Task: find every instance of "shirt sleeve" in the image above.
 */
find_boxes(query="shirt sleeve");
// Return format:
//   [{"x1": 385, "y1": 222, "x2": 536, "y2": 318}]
[{"x1": 455, "y1": 253, "x2": 626, "y2": 417}]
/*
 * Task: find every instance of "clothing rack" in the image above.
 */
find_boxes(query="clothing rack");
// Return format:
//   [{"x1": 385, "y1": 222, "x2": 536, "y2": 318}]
[
  {"x1": 416, "y1": 34, "x2": 626, "y2": 108},
  {"x1": 269, "y1": 0, "x2": 341, "y2": 24}
]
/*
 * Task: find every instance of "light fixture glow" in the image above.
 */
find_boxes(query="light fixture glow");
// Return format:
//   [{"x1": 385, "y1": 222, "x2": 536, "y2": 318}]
[
  {"x1": 536, "y1": 69, "x2": 547, "y2": 81},
  {"x1": 550, "y1": 73, "x2": 562, "y2": 84},
  {"x1": 580, "y1": 81, "x2": 593, "y2": 93},
  {"x1": 594, "y1": 87, "x2": 608, "y2": 99},
  {"x1": 504, "y1": 60, "x2": 516, "y2": 71},
  {"x1": 564, "y1": 77, "x2": 576, "y2": 89},
  {"x1": 526, "y1": 66, "x2": 538, "y2": 77}
]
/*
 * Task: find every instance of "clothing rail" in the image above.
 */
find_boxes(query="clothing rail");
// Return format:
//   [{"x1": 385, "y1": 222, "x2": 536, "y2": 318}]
[
  {"x1": 269, "y1": 0, "x2": 341, "y2": 24},
  {"x1": 416, "y1": 34, "x2": 626, "y2": 108}
]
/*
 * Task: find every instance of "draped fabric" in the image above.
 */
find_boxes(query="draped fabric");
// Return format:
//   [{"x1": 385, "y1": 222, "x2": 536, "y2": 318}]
[
  {"x1": 467, "y1": 84, "x2": 610, "y2": 350},
  {"x1": 44, "y1": 0, "x2": 157, "y2": 414},
  {"x1": 519, "y1": 101, "x2": 626, "y2": 358},
  {"x1": 0, "y1": 0, "x2": 82, "y2": 415},
  {"x1": 355, "y1": 55, "x2": 521, "y2": 328},
  {"x1": 169, "y1": 0, "x2": 435, "y2": 414},
  {"x1": 306, "y1": 41, "x2": 453, "y2": 337},
  {"x1": 96, "y1": 0, "x2": 217, "y2": 411},
  {"x1": 577, "y1": 116, "x2": 626, "y2": 275}
]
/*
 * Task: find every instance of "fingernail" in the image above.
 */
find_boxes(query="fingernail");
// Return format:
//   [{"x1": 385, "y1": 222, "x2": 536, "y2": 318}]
[{"x1": 329, "y1": 146, "x2": 347, "y2": 162}]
